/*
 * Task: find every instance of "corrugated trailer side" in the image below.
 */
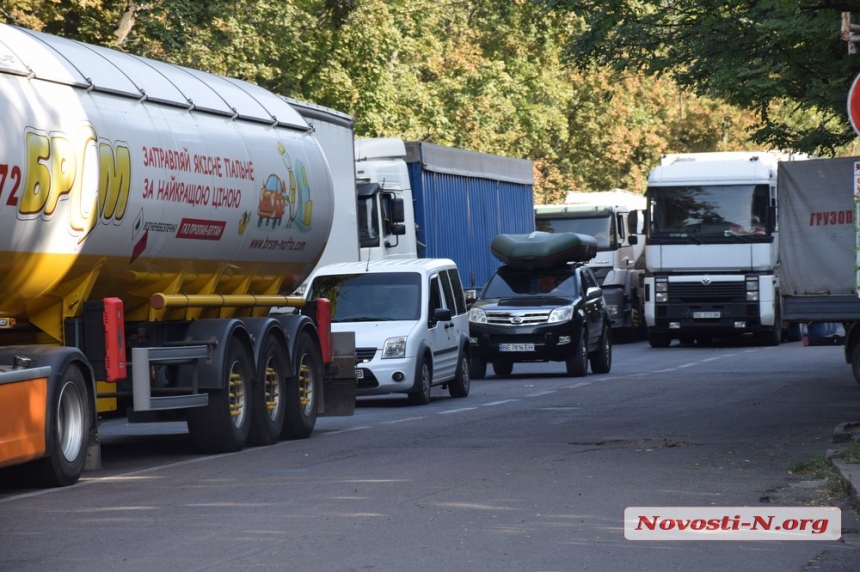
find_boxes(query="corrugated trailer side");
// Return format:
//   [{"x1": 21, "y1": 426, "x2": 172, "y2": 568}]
[{"x1": 405, "y1": 142, "x2": 535, "y2": 289}]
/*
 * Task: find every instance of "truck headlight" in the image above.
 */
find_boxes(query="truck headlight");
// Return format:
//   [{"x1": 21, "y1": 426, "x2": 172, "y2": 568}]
[
  {"x1": 655, "y1": 278, "x2": 668, "y2": 303},
  {"x1": 382, "y1": 337, "x2": 406, "y2": 359},
  {"x1": 469, "y1": 307, "x2": 487, "y2": 324},
  {"x1": 746, "y1": 276, "x2": 759, "y2": 301},
  {"x1": 548, "y1": 306, "x2": 573, "y2": 323}
]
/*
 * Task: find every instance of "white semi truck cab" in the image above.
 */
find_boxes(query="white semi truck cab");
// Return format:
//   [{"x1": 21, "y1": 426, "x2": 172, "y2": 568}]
[{"x1": 643, "y1": 152, "x2": 788, "y2": 348}]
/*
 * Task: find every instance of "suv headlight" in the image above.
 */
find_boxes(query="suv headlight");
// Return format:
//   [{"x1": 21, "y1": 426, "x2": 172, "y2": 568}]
[
  {"x1": 548, "y1": 306, "x2": 574, "y2": 323},
  {"x1": 382, "y1": 337, "x2": 406, "y2": 359},
  {"x1": 469, "y1": 307, "x2": 487, "y2": 324}
]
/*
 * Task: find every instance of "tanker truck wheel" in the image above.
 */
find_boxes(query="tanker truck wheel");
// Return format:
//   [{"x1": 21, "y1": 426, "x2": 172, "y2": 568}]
[
  {"x1": 248, "y1": 334, "x2": 288, "y2": 446},
  {"x1": 280, "y1": 331, "x2": 320, "y2": 440},
  {"x1": 188, "y1": 337, "x2": 253, "y2": 453},
  {"x1": 851, "y1": 343, "x2": 860, "y2": 387},
  {"x1": 30, "y1": 364, "x2": 89, "y2": 487}
]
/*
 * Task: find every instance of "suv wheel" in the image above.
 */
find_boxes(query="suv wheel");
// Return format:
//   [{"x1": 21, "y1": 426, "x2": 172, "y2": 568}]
[
  {"x1": 589, "y1": 323, "x2": 612, "y2": 374},
  {"x1": 469, "y1": 356, "x2": 487, "y2": 380},
  {"x1": 493, "y1": 359, "x2": 513, "y2": 377},
  {"x1": 566, "y1": 327, "x2": 588, "y2": 377}
]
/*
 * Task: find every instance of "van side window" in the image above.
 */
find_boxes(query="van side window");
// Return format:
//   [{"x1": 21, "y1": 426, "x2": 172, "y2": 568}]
[
  {"x1": 428, "y1": 275, "x2": 443, "y2": 327},
  {"x1": 445, "y1": 269, "x2": 467, "y2": 315},
  {"x1": 439, "y1": 270, "x2": 456, "y2": 313}
]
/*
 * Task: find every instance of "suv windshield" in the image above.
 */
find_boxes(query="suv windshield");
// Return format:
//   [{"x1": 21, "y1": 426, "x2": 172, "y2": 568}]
[
  {"x1": 482, "y1": 268, "x2": 579, "y2": 298},
  {"x1": 308, "y1": 272, "x2": 421, "y2": 322}
]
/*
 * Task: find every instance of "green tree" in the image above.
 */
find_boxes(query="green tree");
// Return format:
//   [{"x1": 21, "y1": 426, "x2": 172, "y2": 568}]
[{"x1": 541, "y1": 0, "x2": 860, "y2": 156}]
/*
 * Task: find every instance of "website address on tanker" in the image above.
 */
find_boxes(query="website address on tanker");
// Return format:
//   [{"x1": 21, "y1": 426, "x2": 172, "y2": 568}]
[
  {"x1": 624, "y1": 506, "x2": 840, "y2": 541},
  {"x1": 249, "y1": 237, "x2": 308, "y2": 251}
]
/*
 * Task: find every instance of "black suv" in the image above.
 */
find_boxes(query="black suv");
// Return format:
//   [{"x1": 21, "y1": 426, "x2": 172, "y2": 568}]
[{"x1": 468, "y1": 262, "x2": 612, "y2": 378}]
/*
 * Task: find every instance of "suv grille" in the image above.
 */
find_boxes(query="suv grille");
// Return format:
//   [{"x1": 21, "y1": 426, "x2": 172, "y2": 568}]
[{"x1": 485, "y1": 309, "x2": 551, "y2": 326}]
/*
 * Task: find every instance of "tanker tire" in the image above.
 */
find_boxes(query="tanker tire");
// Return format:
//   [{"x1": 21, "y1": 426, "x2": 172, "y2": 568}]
[
  {"x1": 248, "y1": 334, "x2": 288, "y2": 446},
  {"x1": 851, "y1": 343, "x2": 860, "y2": 387},
  {"x1": 188, "y1": 337, "x2": 253, "y2": 453},
  {"x1": 280, "y1": 331, "x2": 320, "y2": 440},
  {"x1": 29, "y1": 364, "x2": 89, "y2": 487}
]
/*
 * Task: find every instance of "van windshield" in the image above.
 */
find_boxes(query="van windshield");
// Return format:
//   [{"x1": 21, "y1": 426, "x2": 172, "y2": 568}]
[{"x1": 307, "y1": 272, "x2": 422, "y2": 322}]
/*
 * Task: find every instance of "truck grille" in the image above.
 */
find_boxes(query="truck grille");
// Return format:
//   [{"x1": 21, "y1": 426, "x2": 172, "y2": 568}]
[
  {"x1": 668, "y1": 282, "x2": 746, "y2": 303},
  {"x1": 485, "y1": 310, "x2": 551, "y2": 326}
]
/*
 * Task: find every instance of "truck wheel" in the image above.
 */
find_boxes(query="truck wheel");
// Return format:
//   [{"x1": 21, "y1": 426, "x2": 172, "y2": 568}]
[
  {"x1": 493, "y1": 359, "x2": 513, "y2": 377},
  {"x1": 469, "y1": 357, "x2": 487, "y2": 380},
  {"x1": 248, "y1": 334, "x2": 288, "y2": 446},
  {"x1": 678, "y1": 334, "x2": 695, "y2": 346},
  {"x1": 851, "y1": 343, "x2": 860, "y2": 387},
  {"x1": 696, "y1": 334, "x2": 713, "y2": 346},
  {"x1": 188, "y1": 336, "x2": 253, "y2": 453},
  {"x1": 566, "y1": 327, "x2": 589, "y2": 377},
  {"x1": 408, "y1": 357, "x2": 432, "y2": 405},
  {"x1": 648, "y1": 332, "x2": 672, "y2": 348},
  {"x1": 448, "y1": 351, "x2": 471, "y2": 398},
  {"x1": 590, "y1": 324, "x2": 612, "y2": 374},
  {"x1": 30, "y1": 364, "x2": 89, "y2": 487},
  {"x1": 281, "y1": 331, "x2": 321, "y2": 439}
]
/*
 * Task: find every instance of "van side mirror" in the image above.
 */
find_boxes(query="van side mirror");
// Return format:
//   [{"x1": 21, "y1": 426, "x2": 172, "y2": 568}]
[{"x1": 434, "y1": 308, "x2": 452, "y2": 321}]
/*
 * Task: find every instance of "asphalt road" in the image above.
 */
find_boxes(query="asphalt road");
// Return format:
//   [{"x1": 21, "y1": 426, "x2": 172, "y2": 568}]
[{"x1": 2, "y1": 336, "x2": 860, "y2": 571}]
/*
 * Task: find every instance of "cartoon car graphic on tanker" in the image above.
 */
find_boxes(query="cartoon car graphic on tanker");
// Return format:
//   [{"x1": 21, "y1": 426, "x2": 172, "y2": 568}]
[{"x1": 256, "y1": 143, "x2": 313, "y2": 232}]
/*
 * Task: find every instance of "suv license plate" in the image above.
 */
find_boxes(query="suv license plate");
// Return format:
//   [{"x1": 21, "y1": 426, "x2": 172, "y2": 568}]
[
  {"x1": 499, "y1": 343, "x2": 534, "y2": 352},
  {"x1": 693, "y1": 311, "x2": 721, "y2": 319},
  {"x1": 355, "y1": 369, "x2": 364, "y2": 380}
]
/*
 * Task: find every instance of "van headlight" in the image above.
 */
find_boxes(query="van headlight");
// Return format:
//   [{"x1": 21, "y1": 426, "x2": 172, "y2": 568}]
[
  {"x1": 382, "y1": 337, "x2": 407, "y2": 359},
  {"x1": 548, "y1": 306, "x2": 573, "y2": 323},
  {"x1": 469, "y1": 307, "x2": 487, "y2": 324}
]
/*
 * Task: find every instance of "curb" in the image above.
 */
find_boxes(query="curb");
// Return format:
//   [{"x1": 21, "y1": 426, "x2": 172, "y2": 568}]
[{"x1": 829, "y1": 422, "x2": 860, "y2": 511}]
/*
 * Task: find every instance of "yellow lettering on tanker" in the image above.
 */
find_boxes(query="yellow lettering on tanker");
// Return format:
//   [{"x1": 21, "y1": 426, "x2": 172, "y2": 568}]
[
  {"x1": 99, "y1": 140, "x2": 131, "y2": 220},
  {"x1": 20, "y1": 132, "x2": 51, "y2": 215},
  {"x1": 69, "y1": 125, "x2": 99, "y2": 241},
  {"x1": 46, "y1": 136, "x2": 76, "y2": 216}
]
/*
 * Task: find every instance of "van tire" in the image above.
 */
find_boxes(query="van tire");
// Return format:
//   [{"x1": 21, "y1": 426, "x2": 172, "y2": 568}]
[
  {"x1": 408, "y1": 357, "x2": 432, "y2": 405},
  {"x1": 449, "y1": 351, "x2": 471, "y2": 398}
]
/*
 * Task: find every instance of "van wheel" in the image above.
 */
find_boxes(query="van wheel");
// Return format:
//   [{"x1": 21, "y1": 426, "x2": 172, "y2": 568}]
[
  {"x1": 469, "y1": 357, "x2": 486, "y2": 380},
  {"x1": 248, "y1": 334, "x2": 288, "y2": 446},
  {"x1": 566, "y1": 327, "x2": 589, "y2": 377},
  {"x1": 188, "y1": 336, "x2": 253, "y2": 453},
  {"x1": 449, "y1": 352, "x2": 470, "y2": 398},
  {"x1": 590, "y1": 324, "x2": 612, "y2": 374},
  {"x1": 281, "y1": 331, "x2": 320, "y2": 439},
  {"x1": 408, "y1": 357, "x2": 432, "y2": 405}
]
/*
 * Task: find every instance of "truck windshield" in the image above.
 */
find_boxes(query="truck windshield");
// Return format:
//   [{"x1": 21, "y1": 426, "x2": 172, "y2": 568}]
[
  {"x1": 535, "y1": 215, "x2": 616, "y2": 249},
  {"x1": 648, "y1": 184, "x2": 770, "y2": 240},
  {"x1": 307, "y1": 272, "x2": 421, "y2": 322},
  {"x1": 483, "y1": 268, "x2": 579, "y2": 298}
]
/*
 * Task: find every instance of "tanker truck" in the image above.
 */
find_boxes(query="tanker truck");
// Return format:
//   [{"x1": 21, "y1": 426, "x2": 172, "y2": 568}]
[{"x1": 0, "y1": 24, "x2": 356, "y2": 487}]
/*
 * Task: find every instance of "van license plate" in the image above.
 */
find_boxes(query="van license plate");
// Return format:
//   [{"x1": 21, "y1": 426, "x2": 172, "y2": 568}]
[
  {"x1": 355, "y1": 369, "x2": 364, "y2": 380},
  {"x1": 499, "y1": 343, "x2": 534, "y2": 352},
  {"x1": 693, "y1": 312, "x2": 721, "y2": 319}
]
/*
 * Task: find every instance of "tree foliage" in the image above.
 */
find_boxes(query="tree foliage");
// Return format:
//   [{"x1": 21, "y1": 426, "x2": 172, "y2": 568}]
[
  {"x1": 541, "y1": 0, "x2": 860, "y2": 157},
  {"x1": 1, "y1": 0, "x2": 774, "y2": 200}
]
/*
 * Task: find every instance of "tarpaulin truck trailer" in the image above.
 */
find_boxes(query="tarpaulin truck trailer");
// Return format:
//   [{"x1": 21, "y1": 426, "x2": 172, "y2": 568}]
[
  {"x1": 0, "y1": 24, "x2": 356, "y2": 487},
  {"x1": 778, "y1": 156, "x2": 860, "y2": 383},
  {"x1": 354, "y1": 138, "x2": 535, "y2": 289}
]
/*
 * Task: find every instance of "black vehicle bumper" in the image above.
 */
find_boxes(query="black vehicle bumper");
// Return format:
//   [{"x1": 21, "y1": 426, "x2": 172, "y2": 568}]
[
  {"x1": 650, "y1": 301, "x2": 769, "y2": 335},
  {"x1": 469, "y1": 321, "x2": 580, "y2": 363}
]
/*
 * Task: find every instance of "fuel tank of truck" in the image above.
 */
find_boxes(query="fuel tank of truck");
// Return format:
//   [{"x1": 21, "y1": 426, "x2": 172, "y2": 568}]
[{"x1": 0, "y1": 24, "x2": 335, "y2": 323}]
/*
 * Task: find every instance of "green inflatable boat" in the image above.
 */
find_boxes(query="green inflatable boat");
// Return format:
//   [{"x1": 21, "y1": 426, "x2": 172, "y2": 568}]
[{"x1": 490, "y1": 232, "x2": 598, "y2": 269}]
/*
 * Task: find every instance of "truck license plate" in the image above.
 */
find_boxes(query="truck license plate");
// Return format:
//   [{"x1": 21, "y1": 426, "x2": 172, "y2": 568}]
[
  {"x1": 499, "y1": 343, "x2": 534, "y2": 352},
  {"x1": 355, "y1": 369, "x2": 364, "y2": 380},
  {"x1": 693, "y1": 311, "x2": 721, "y2": 319}
]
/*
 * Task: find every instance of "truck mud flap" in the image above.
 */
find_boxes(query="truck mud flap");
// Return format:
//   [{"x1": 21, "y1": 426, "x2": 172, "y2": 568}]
[{"x1": 321, "y1": 331, "x2": 356, "y2": 417}]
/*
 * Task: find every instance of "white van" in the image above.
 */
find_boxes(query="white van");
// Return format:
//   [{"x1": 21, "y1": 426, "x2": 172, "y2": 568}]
[{"x1": 304, "y1": 258, "x2": 471, "y2": 404}]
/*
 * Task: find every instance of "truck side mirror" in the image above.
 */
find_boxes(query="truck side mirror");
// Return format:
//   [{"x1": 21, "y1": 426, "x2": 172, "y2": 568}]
[
  {"x1": 628, "y1": 210, "x2": 640, "y2": 235},
  {"x1": 627, "y1": 234, "x2": 638, "y2": 245},
  {"x1": 390, "y1": 198, "x2": 406, "y2": 223},
  {"x1": 391, "y1": 223, "x2": 407, "y2": 236}
]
